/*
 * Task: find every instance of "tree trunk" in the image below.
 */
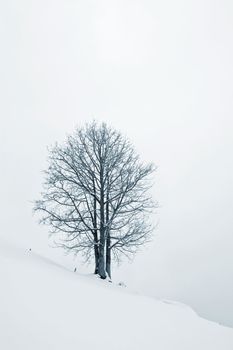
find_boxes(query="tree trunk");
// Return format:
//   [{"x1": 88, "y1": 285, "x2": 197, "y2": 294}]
[
  {"x1": 106, "y1": 237, "x2": 111, "y2": 279},
  {"x1": 105, "y1": 183, "x2": 111, "y2": 279},
  {"x1": 98, "y1": 163, "x2": 106, "y2": 279},
  {"x1": 93, "y1": 233, "x2": 99, "y2": 274},
  {"x1": 93, "y1": 182, "x2": 99, "y2": 274},
  {"x1": 98, "y1": 240, "x2": 106, "y2": 279}
]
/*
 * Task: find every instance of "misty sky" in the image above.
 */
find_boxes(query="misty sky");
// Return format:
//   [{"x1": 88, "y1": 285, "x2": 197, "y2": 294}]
[{"x1": 0, "y1": 0, "x2": 233, "y2": 326}]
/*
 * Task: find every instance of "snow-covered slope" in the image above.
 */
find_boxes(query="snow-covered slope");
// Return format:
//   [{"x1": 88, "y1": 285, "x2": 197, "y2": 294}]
[{"x1": 1, "y1": 240, "x2": 233, "y2": 350}]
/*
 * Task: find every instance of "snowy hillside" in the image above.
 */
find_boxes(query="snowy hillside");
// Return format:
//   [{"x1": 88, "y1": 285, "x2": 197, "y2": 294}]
[{"x1": 1, "y1": 240, "x2": 233, "y2": 350}]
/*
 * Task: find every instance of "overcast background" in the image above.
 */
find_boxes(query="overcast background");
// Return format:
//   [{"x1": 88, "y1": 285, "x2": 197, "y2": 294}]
[{"x1": 1, "y1": 0, "x2": 233, "y2": 327}]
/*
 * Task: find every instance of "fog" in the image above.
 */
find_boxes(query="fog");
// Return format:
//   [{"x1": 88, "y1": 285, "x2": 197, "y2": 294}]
[{"x1": 1, "y1": 0, "x2": 233, "y2": 326}]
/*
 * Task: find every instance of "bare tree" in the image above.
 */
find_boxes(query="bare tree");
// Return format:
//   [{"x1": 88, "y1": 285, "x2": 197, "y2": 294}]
[{"x1": 34, "y1": 122, "x2": 156, "y2": 279}]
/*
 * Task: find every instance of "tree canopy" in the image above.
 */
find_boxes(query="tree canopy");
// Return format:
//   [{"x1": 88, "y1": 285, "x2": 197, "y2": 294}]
[{"x1": 35, "y1": 122, "x2": 156, "y2": 279}]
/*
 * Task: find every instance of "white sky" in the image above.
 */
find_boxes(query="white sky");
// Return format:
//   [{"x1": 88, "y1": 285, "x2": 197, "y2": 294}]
[{"x1": 0, "y1": 0, "x2": 233, "y2": 326}]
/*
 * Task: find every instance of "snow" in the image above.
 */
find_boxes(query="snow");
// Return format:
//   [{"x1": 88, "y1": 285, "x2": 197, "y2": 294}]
[{"x1": 1, "y1": 239, "x2": 233, "y2": 350}]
